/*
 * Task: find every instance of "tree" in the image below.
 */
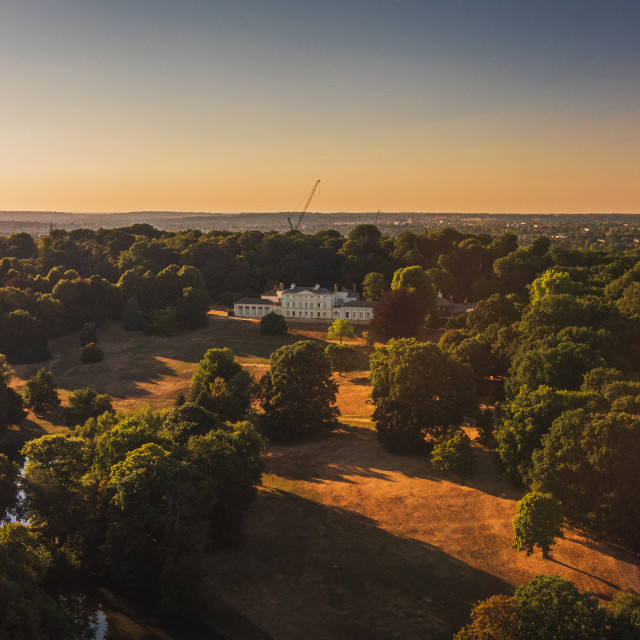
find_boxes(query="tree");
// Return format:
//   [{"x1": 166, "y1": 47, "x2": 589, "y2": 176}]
[
  {"x1": 325, "y1": 343, "x2": 359, "y2": 374},
  {"x1": 370, "y1": 288, "x2": 428, "y2": 340},
  {"x1": 456, "y1": 575, "x2": 618, "y2": 640},
  {"x1": 189, "y1": 348, "x2": 252, "y2": 421},
  {"x1": 0, "y1": 453, "x2": 20, "y2": 522},
  {"x1": 103, "y1": 443, "x2": 216, "y2": 604},
  {"x1": 327, "y1": 318, "x2": 355, "y2": 343},
  {"x1": 23, "y1": 369, "x2": 61, "y2": 412},
  {"x1": 516, "y1": 575, "x2": 610, "y2": 639},
  {"x1": 391, "y1": 266, "x2": 436, "y2": 312},
  {"x1": 79, "y1": 321, "x2": 97, "y2": 346},
  {"x1": 260, "y1": 311, "x2": 287, "y2": 335},
  {"x1": 430, "y1": 429, "x2": 476, "y2": 477},
  {"x1": 610, "y1": 591, "x2": 640, "y2": 631},
  {"x1": 121, "y1": 295, "x2": 143, "y2": 331},
  {"x1": 362, "y1": 272, "x2": 386, "y2": 301},
  {"x1": 454, "y1": 595, "x2": 521, "y2": 640},
  {"x1": 80, "y1": 342, "x2": 104, "y2": 364},
  {"x1": 0, "y1": 310, "x2": 50, "y2": 364},
  {"x1": 64, "y1": 388, "x2": 113, "y2": 427},
  {"x1": 370, "y1": 338, "x2": 476, "y2": 453},
  {"x1": 0, "y1": 355, "x2": 26, "y2": 434},
  {"x1": 21, "y1": 435, "x2": 91, "y2": 542},
  {"x1": 513, "y1": 492, "x2": 564, "y2": 558},
  {"x1": 259, "y1": 340, "x2": 339, "y2": 441}
]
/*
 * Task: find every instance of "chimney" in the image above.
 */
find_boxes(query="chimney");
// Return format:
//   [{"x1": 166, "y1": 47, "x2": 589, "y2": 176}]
[
  {"x1": 352, "y1": 282, "x2": 357, "y2": 293},
  {"x1": 279, "y1": 282, "x2": 284, "y2": 291},
  {"x1": 334, "y1": 283, "x2": 338, "y2": 292},
  {"x1": 314, "y1": 284, "x2": 320, "y2": 290},
  {"x1": 290, "y1": 283, "x2": 295, "y2": 289}
]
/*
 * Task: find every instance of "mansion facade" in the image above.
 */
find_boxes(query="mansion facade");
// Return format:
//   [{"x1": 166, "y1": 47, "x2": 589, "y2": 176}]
[{"x1": 234, "y1": 283, "x2": 375, "y2": 323}]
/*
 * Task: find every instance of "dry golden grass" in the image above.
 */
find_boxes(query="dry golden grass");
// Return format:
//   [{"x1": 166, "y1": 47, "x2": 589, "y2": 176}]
[{"x1": 6, "y1": 314, "x2": 640, "y2": 639}]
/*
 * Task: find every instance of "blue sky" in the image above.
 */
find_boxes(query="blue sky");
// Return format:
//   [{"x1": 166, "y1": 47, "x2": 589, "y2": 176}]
[{"x1": 1, "y1": 1, "x2": 639, "y2": 213}]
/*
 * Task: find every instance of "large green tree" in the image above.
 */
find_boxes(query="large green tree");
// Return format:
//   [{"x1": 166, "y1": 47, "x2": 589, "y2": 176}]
[
  {"x1": 370, "y1": 338, "x2": 476, "y2": 453},
  {"x1": 23, "y1": 369, "x2": 61, "y2": 412},
  {"x1": 259, "y1": 340, "x2": 339, "y2": 441},
  {"x1": 189, "y1": 347, "x2": 252, "y2": 421},
  {"x1": 513, "y1": 492, "x2": 564, "y2": 558}
]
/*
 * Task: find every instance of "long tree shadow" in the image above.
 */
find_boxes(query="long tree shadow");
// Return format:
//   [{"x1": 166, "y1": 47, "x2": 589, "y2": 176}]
[
  {"x1": 547, "y1": 557, "x2": 620, "y2": 593},
  {"x1": 265, "y1": 427, "x2": 521, "y2": 500},
  {"x1": 205, "y1": 488, "x2": 513, "y2": 640}
]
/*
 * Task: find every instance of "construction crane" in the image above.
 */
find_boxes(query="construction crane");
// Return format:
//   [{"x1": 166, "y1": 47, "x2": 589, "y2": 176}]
[{"x1": 287, "y1": 179, "x2": 321, "y2": 231}]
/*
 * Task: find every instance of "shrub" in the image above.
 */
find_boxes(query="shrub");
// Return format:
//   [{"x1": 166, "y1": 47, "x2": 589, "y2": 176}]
[
  {"x1": 260, "y1": 312, "x2": 287, "y2": 335},
  {"x1": 325, "y1": 343, "x2": 359, "y2": 374},
  {"x1": 80, "y1": 343, "x2": 104, "y2": 364},
  {"x1": 430, "y1": 429, "x2": 476, "y2": 477}
]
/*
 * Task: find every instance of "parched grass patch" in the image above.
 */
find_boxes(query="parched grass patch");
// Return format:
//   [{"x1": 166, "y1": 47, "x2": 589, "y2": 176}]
[{"x1": 261, "y1": 473, "x2": 322, "y2": 503}]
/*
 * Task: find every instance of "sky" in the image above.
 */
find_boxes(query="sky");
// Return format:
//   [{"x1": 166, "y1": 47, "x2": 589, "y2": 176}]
[{"x1": 1, "y1": 0, "x2": 639, "y2": 214}]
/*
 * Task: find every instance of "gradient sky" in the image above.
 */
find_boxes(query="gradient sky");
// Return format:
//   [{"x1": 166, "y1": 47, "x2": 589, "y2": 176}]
[{"x1": 1, "y1": 0, "x2": 639, "y2": 214}]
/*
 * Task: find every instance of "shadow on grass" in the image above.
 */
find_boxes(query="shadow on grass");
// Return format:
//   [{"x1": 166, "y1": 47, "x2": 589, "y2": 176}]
[
  {"x1": 206, "y1": 488, "x2": 513, "y2": 640},
  {"x1": 548, "y1": 557, "x2": 620, "y2": 593},
  {"x1": 265, "y1": 427, "x2": 521, "y2": 500}
]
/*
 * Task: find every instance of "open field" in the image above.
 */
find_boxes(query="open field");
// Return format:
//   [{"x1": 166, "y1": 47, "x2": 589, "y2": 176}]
[{"x1": 5, "y1": 313, "x2": 640, "y2": 639}]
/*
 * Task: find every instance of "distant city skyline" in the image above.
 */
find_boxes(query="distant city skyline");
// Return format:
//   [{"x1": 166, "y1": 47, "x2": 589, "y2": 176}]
[{"x1": 1, "y1": 1, "x2": 639, "y2": 214}]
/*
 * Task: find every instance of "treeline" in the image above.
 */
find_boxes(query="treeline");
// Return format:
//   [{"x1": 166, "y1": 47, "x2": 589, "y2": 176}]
[
  {"x1": 436, "y1": 249, "x2": 640, "y2": 548},
  {"x1": 0, "y1": 347, "x2": 263, "y2": 635},
  {"x1": 1, "y1": 223, "x2": 522, "y2": 363}
]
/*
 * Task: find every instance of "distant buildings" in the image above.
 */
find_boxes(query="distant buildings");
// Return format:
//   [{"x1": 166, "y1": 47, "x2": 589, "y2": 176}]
[
  {"x1": 235, "y1": 283, "x2": 375, "y2": 323},
  {"x1": 436, "y1": 291, "x2": 476, "y2": 318}
]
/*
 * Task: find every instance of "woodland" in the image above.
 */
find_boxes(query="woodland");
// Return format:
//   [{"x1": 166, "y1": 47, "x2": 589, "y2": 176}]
[{"x1": 2, "y1": 223, "x2": 640, "y2": 638}]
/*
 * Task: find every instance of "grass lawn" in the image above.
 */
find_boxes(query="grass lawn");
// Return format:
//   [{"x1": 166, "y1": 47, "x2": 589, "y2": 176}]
[{"x1": 5, "y1": 313, "x2": 639, "y2": 639}]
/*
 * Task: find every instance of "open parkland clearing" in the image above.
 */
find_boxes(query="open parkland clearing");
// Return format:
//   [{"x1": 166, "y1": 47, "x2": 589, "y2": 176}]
[{"x1": 6, "y1": 311, "x2": 640, "y2": 640}]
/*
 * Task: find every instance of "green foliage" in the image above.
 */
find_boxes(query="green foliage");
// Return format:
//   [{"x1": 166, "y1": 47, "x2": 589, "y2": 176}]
[
  {"x1": 391, "y1": 265, "x2": 436, "y2": 312},
  {"x1": 79, "y1": 321, "x2": 97, "y2": 346},
  {"x1": 23, "y1": 368, "x2": 61, "y2": 412},
  {"x1": 144, "y1": 306, "x2": 179, "y2": 335},
  {"x1": 80, "y1": 342, "x2": 104, "y2": 364},
  {"x1": 22, "y1": 435, "x2": 91, "y2": 542},
  {"x1": 64, "y1": 387, "x2": 113, "y2": 427},
  {"x1": 430, "y1": 429, "x2": 476, "y2": 477},
  {"x1": 121, "y1": 294, "x2": 143, "y2": 331},
  {"x1": 185, "y1": 420, "x2": 265, "y2": 543},
  {"x1": 325, "y1": 343, "x2": 359, "y2": 374},
  {"x1": 0, "y1": 309, "x2": 50, "y2": 364},
  {"x1": 370, "y1": 288, "x2": 428, "y2": 340},
  {"x1": 0, "y1": 523, "x2": 71, "y2": 639},
  {"x1": 454, "y1": 594, "x2": 521, "y2": 640},
  {"x1": 260, "y1": 311, "x2": 287, "y2": 335},
  {"x1": 610, "y1": 591, "x2": 640, "y2": 630},
  {"x1": 513, "y1": 492, "x2": 564, "y2": 557},
  {"x1": 259, "y1": 340, "x2": 339, "y2": 441},
  {"x1": 103, "y1": 443, "x2": 216, "y2": 601},
  {"x1": 0, "y1": 454, "x2": 20, "y2": 522},
  {"x1": 516, "y1": 575, "x2": 610, "y2": 639},
  {"x1": 327, "y1": 318, "x2": 355, "y2": 343},
  {"x1": 370, "y1": 338, "x2": 476, "y2": 453},
  {"x1": 531, "y1": 409, "x2": 640, "y2": 544},
  {"x1": 494, "y1": 385, "x2": 591, "y2": 485},
  {"x1": 189, "y1": 347, "x2": 252, "y2": 421},
  {"x1": 160, "y1": 402, "x2": 219, "y2": 445},
  {"x1": 362, "y1": 271, "x2": 386, "y2": 301},
  {"x1": 0, "y1": 355, "x2": 26, "y2": 433}
]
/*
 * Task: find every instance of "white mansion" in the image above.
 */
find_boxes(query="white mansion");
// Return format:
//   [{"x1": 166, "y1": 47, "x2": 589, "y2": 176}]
[{"x1": 234, "y1": 283, "x2": 375, "y2": 323}]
